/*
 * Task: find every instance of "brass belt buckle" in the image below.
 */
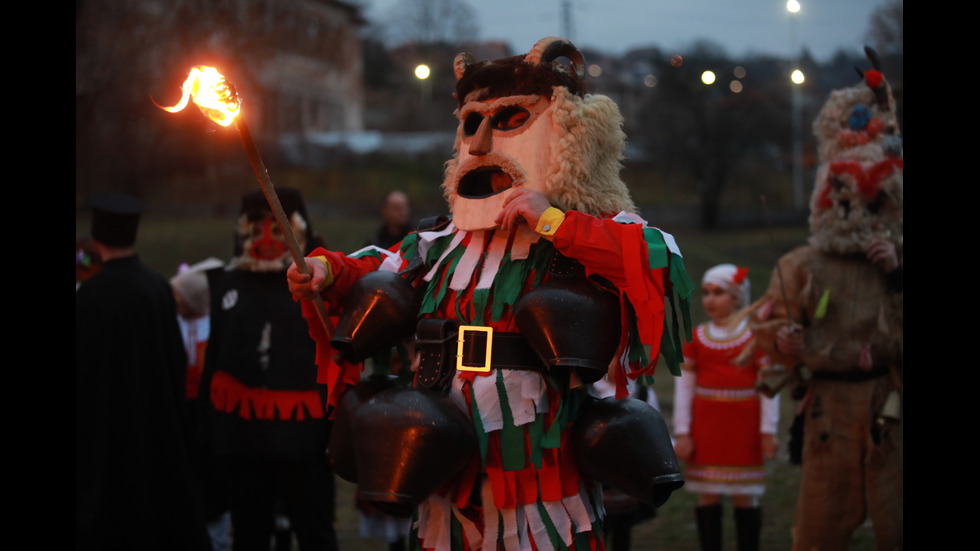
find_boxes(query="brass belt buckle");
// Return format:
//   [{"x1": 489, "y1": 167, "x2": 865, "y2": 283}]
[{"x1": 456, "y1": 325, "x2": 493, "y2": 373}]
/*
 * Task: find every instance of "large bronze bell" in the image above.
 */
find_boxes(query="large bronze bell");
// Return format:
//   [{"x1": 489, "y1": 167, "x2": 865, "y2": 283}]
[
  {"x1": 514, "y1": 259, "x2": 621, "y2": 383},
  {"x1": 351, "y1": 386, "x2": 477, "y2": 518},
  {"x1": 330, "y1": 270, "x2": 421, "y2": 364},
  {"x1": 570, "y1": 396, "x2": 684, "y2": 508},
  {"x1": 327, "y1": 375, "x2": 398, "y2": 483}
]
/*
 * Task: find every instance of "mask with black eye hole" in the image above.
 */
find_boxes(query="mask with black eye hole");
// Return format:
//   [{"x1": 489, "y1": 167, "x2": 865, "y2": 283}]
[
  {"x1": 448, "y1": 96, "x2": 556, "y2": 231},
  {"x1": 456, "y1": 106, "x2": 531, "y2": 199}
]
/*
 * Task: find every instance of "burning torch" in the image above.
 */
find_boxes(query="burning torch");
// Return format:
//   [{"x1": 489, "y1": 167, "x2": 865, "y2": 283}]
[{"x1": 156, "y1": 66, "x2": 334, "y2": 336}]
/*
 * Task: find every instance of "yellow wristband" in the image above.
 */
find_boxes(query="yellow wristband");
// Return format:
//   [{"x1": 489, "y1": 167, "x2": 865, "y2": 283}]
[
  {"x1": 311, "y1": 255, "x2": 335, "y2": 287},
  {"x1": 535, "y1": 207, "x2": 565, "y2": 240}
]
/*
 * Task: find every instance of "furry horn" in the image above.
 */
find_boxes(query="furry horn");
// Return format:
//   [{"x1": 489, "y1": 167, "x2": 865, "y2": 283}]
[
  {"x1": 454, "y1": 52, "x2": 476, "y2": 81},
  {"x1": 525, "y1": 37, "x2": 585, "y2": 80},
  {"x1": 864, "y1": 46, "x2": 883, "y2": 71}
]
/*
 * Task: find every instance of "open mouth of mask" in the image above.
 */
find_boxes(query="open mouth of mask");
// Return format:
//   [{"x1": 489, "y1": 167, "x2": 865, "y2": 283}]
[{"x1": 457, "y1": 166, "x2": 514, "y2": 198}]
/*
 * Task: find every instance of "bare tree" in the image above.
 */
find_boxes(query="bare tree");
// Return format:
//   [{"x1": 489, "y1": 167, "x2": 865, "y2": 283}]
[
  {"x1": 865, "y1": 0, "x2": 903, "y2": 56},
  {"x1": 381, "y1": 0, "x2": 478, "y2": 47},
  {"x1": 633, "y1": 43, "x2": 800, "y2": 229},
  {"x1": 864, "y1": 1, "x2": 902, "y2": 132}
]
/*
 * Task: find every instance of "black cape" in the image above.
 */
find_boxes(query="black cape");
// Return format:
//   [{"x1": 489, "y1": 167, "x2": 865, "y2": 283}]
[{"x1": 76, "y1": 255, "x2": 211, "y2": 551}]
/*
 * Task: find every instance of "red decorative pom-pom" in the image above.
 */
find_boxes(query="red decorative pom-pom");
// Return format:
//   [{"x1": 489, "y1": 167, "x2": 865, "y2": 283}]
[
  {"x1": 865, "y1": 70, "x2": 884, "y2": 88},
  {"x1": 733, "y1": 266, "x2": 749, "y2": 284},
  {"x1": 866, "y1": 117, "x2": 884, "y2": 137},
  {"x1": 838, "y1": 129, "x2": 859, "y2": 148}
]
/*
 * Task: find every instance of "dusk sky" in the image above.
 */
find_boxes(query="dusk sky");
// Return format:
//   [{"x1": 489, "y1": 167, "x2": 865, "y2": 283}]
[{"x1": 362, "y1": 0, "x2": 889, "y2": 62}]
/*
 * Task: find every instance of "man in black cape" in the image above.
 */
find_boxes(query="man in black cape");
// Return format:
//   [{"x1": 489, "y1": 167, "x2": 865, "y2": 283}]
[{"x1": 76, "y1": 192, "x2": 211, "y2": 550}]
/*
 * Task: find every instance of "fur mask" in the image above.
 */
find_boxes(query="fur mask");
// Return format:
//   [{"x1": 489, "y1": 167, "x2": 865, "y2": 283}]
[
  {"x1": 443, "y1": 37, "x2": 635, "y2": 230},
  {"x1": 808, "y1": 47, "x2": 902, "y2": 255}
]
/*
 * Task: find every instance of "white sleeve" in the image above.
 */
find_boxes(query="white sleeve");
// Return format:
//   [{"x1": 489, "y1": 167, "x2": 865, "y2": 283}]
[
  {"x1": 673, "y1": 368, "x2": 696, "y2": 435},
  {"x1": 760, "y1": 392, "x2": 780, "y2": 434},
  {"x1": 643, "y1": 385, "x2": 661, "y2": 412}
]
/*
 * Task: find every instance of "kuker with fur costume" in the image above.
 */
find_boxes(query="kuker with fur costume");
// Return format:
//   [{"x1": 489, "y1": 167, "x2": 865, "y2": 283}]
[
  {"x1": 290, "y1": 37, "x2": 693, "y2": 551},
  {"x1": 749, "y1": 47, "x2": 903, "y2": 551}
]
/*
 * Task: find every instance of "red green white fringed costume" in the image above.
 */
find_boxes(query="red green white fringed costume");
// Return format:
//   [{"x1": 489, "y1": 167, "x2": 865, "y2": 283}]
[
  {"x1": 293, "y1": 36, "x2": 694, "y2": 551},
  {"x1": 301, "y1": 211, "x2": 692, "y2": 550}
]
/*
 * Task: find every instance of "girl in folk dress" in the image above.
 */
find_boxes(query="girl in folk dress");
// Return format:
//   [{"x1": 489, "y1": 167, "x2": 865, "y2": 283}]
[{"x1": 673, "y1": 264, "x2": 779, "y2": 551}]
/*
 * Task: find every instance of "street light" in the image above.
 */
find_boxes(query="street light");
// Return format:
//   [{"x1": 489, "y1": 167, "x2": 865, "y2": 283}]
[
  {"x1": 787, "y1": 1, "x2": 804, "y2": 209},
  {"x1": 415, "y1": 64, "x2": 431, "y2": 129},
  {"x1": 791, "y1": 68, "x2": 805, "y2": 209}
]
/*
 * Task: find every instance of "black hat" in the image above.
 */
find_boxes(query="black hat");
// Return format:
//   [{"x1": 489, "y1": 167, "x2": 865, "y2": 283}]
[
  {"x1": 235, "y1": 187, "x2": 316, "y2": 254},
  {"x1": 239, "y1": 188, "x2": 309, "y2": 221},
  {"x1": 90, "y1": 192, "x2": 144, "y2": 248}
]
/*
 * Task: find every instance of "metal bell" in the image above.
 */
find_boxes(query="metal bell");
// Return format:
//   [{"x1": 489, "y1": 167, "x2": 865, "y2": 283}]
[
  {"x1": 330, "y1": 270, "x2": 421, "y2": 364},
  {"x1": 327, "y1": 375, "x2": 398, "y2": 483},
  {"x1": 514, "y1": 274, "x2": 621, "y2": 383},
  {"x1": 351, "y1": 386, "x2": 477, "y2": 517},
  {"x1": 570, "y1": 396, "x2": 684, "y2": 508}
]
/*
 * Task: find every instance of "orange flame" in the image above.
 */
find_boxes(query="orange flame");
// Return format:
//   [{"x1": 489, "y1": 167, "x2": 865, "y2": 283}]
[{"x1": 158, "y1": 66, "x2": 240, "y2": 126}]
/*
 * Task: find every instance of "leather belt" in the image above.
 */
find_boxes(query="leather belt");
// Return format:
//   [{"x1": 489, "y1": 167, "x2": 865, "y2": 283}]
[
  {"x1": 457, "y1": 326, "x2": 543, "y2": 373},
  {"x1": 415, "y1": 319, "x2": 544, "y2": 391}
]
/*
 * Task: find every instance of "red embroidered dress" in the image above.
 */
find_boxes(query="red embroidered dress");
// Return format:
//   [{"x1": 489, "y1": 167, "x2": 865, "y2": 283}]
[{"x1": 675, "y1": 320, "x2": 775, "y2": 496}]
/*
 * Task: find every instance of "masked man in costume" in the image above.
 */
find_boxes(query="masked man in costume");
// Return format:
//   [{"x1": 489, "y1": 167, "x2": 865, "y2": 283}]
[
  {"x1": 288, "y1": 37, "x2": 693, "y2": 551},
  {"x1": 749, "y1": 48, "x2": 902, "y2": 550},
  {"x1": 200, "y1": 189, "x2": 339, "y2": 551}
]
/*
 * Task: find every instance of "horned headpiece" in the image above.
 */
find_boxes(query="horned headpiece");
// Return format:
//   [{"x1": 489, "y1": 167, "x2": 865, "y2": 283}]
[{"x1": 444, "y1": 37, "x2": 635, "y2": 231}]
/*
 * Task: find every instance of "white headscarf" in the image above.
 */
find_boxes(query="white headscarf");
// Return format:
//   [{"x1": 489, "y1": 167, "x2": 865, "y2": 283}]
[
  {"x1": 702, "y1": 264, "x2": 751, "y2": 308},
  {"x1": 171, "y1": 257, "x2": 225, "y2": 317}
]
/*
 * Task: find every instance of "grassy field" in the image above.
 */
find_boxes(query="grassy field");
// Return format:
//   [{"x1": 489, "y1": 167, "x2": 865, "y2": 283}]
[{"x1": 76, "y1": 209, "x2": 880, "y2": 550}]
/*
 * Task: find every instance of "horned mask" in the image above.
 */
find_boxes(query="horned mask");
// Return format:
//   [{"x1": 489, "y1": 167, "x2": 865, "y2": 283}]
[{"x1": 443, "y1": 37, "x2": 636, "y2": 231}]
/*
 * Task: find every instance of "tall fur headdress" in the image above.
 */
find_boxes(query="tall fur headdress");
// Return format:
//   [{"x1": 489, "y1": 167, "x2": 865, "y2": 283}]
[{"x1": 808, "y1": 46, "x2": 902, "y2": 255}]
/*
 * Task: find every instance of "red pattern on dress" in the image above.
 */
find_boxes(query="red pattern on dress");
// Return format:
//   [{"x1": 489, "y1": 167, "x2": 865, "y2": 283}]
[{"x1": 681, "y1": 322, "x2": 769, "y2": 493}]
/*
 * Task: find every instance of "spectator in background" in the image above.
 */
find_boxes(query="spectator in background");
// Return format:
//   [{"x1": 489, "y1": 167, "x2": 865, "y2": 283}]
[
  {"x1": 199, "y1": 189, "x2": 338, "y2": 551},
  {"x1": 673, "y1": 264, "x2": 779, "y2": 551},
  {"x1": 172, "y1": 257, "x2": 226, "y2": 403},
  {"x1": 366, "y1": 190, "x2": 412, "y2": 251},
  {"x1": 172, "y1": 257, "x2": 232, "y2": 551},
  {"x1": 76, "y1": 192, "x2": 212, "y2": 551}
]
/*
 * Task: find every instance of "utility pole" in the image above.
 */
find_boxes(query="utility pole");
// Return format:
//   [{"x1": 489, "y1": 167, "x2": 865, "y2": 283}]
[{"x1": 561, "y1": 0, "x2": 574, "y2": 42}]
